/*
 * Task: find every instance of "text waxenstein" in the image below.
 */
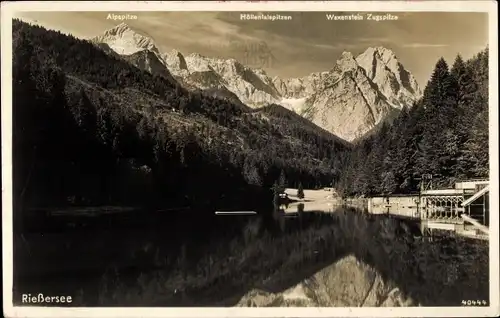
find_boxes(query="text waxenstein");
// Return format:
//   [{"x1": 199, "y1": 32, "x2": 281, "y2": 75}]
[
  {"x1": 240, "y1": 13, "x2": 292, "y2": 21},
  {"x1": 326, "y1": 13, "x2": 399, "y2": 21}
]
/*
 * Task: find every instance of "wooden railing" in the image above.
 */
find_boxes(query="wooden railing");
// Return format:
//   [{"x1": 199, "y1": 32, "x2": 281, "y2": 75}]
[{"x1": 461, "y1": 214, "x2": 489, "y2": 235}]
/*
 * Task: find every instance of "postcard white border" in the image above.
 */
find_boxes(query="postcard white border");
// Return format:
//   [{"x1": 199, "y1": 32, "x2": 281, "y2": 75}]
[{"x1": 2, "y1": 1, "x2": 499, "y2": 318}]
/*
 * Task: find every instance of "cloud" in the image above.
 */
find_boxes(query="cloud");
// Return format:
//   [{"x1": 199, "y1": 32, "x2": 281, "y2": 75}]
[
  {"x1": 402, "y1": 43, "x2": 449, "y2": 48},
  {"x1": 13, "y1": 11, "x2": 486, "y2": 86},
  {"x1": 357, "y1": 37, "x2": 393, "y2": 43},
  {"x1": 309, "y1": 42, "x2": 363, "y2": 50}
]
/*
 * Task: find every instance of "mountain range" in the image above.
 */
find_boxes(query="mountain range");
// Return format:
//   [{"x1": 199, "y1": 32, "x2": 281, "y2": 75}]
[{"x1": 90, "y1": 23, "x2": 422, "y2": 142}]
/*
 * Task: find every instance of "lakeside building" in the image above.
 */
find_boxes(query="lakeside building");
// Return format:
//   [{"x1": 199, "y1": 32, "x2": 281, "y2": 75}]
[{"x1": 367, "y1": 178, "x2": 490, "y2": 227}]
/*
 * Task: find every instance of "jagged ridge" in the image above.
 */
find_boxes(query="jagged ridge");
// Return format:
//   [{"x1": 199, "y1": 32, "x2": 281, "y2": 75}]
[{"x1": 92, "y1": 23, "x2": 422, "y2": 142}]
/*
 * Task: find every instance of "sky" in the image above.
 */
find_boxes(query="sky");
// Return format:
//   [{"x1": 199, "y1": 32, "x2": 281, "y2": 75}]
[{"x1": 14, "y1": 11, "x2": 489, "y2": 87}]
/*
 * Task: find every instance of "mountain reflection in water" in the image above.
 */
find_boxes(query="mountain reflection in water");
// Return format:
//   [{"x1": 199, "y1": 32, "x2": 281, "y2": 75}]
[{"x1": 13, "y1": 202, "x2": 489, "y2": 307}]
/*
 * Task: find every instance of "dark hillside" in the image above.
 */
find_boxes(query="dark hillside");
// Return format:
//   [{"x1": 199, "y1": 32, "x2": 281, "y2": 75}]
[{"x1": 12, "y1": 19, "x2": 350, "y2": 214}]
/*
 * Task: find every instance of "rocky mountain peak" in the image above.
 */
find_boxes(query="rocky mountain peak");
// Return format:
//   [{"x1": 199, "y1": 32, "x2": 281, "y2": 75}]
[
  {"x1": 187, "y1": 52, "x2": 206, "y2": 59},
  {"x1": 357, "y1": 47, "x2": 398, "y2": 67},
  {"x1": 164, "y1": 49, "x2": 188, "y2": 71},
  {"x1": 91, "y1": 25, "x2": 422, "y2": 142},
  {"x1": 336, "y1": 51, "x2": 360, "y2": 73},
  {"x1": 104, "y1": 22, "x2": 132, "y2": 36},
  {"x1": 340, "y1": 51, "x2": 355, "y2": 59},
  {"x1": 121, "y1": 49, "x2": 177, "y2": 85},
  {"x1": 374, "y1": 46, "x2": 397, "y2": 60},
  {"x1": 356, "y1": 46, "x2": 422, "y2": 108},
  {"x1": 92, "y1": 23, "x2": 160, "y2": 56}
]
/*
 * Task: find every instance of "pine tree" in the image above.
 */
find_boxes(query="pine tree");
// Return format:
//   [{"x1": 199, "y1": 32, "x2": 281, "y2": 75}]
[
  {"x1": 272, "y1": 181, "x2": 280, "y2": 207},
  {"x1": 13, "y1": 32, "x2": 37, "y2": 206},
  {"x1": 451, "y1": 54, "x2": 476, "y2": 107},
  {"x1": 297, "y1": 182, "x2": 304, "y2": 199},
  {"x1": 463, "y1": 109, "x2": 488, "y2": 177},
  {"x1": 72, "y1": 88, "x2": 98, "y2": 136},
  {"x1": 243, "y1": 157, "x2": 262, "y2": 186},
  {"x1": 278, "y1": 169, "x2": 287, "y2": 192},
  {"x1": 447, "y1": 54, "x2": 477, "y2": 179},
  {"x1": 422, "y1": 58, "x2": 454, "y2": 108},
  {"x1": 462, "y1": 49, "x2": 489, "y2": 178},
  {"x1": 416, "y1": 58, "x2": 456, "y2": 184},
  {"x1": 380, "y1": 171, "x2": 397, "y2": 195}
]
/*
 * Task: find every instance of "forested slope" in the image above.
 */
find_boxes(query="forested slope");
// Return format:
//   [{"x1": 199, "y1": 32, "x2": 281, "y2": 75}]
[
  {"x1": 12, "y1": 20, "x2": 350, "y2": 210},
  {"x1": 336, "y1": 49, "x2": 489, "y2": 196}
]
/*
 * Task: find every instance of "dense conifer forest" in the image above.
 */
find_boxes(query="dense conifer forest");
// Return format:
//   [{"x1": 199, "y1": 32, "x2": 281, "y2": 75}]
[
  {"x1": 336, "y1": 49, "x2": 489, "y2": 196},
  {"x1": 12, "y1": 20, "x2": 350, "y2": 211}
]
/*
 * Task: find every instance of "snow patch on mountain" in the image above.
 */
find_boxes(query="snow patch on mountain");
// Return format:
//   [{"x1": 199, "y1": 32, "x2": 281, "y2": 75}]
[
  {"x1": 91, "y1": 23, "x2": 423, "y2": 142},
  {"x1": 178, "y1": 53, "x2": 281, "y2": 107},
  {"x1": 280, "y1": 97, "x2": 309, "y2": 113}
]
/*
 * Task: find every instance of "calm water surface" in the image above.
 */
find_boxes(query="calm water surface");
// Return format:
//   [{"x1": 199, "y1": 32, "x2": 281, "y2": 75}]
[{"x1": 14, "y1": 201, "x2": 346, "y2": 302}]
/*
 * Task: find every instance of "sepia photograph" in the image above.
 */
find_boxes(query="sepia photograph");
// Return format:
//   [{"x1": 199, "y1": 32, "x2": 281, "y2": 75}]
[{"x1": 1, "y1": 1, "x2": 499, "y2": 317}]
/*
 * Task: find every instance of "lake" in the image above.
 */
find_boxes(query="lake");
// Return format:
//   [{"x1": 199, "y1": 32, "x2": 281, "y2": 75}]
[
  {"x1": 12, "y1": 197, "x2": 489, "y2": 307},
  {"x1": 13, "y1": 199, "x2": 338, "y2": 301}
]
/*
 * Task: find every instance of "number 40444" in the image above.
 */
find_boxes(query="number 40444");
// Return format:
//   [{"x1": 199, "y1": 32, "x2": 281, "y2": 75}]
[{"x1": 462, "y1": 300, "x2": 488, "y2": 306}]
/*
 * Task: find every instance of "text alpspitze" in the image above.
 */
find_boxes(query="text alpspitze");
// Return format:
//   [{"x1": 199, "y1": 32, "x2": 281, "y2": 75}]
[{"x1": 107, "y1": 13, "x2": 138, "y2": 21}]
